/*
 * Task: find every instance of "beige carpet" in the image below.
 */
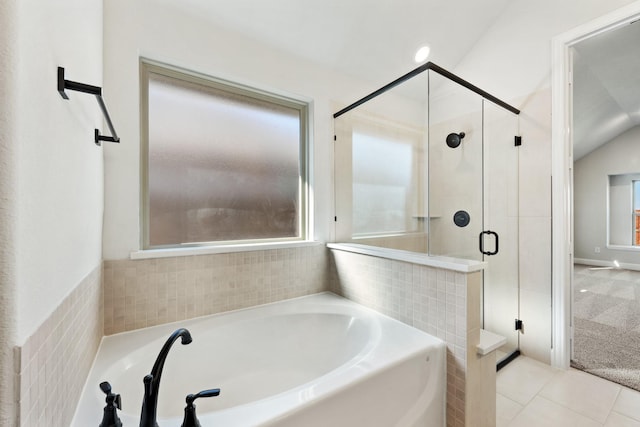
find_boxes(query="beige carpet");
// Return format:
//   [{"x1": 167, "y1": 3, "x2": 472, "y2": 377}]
[{"x1": 571, "y1": 264, "x2": 640, "y2": 391}]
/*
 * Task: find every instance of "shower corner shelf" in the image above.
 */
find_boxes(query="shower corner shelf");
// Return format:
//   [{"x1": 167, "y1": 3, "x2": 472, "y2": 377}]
[
  {"x1": 477, "y1": 329, "x2": 507, "y2": 356},
  {"x1": 412, "y1": 214, "x2": 441, "y2": 219},
  {"x1": 57, "y1": 66, "x2": 120, "y2": 146}
]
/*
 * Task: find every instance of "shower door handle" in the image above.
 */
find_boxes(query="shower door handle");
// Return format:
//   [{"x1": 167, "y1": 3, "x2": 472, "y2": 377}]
[{"x1": 479, "y1": 230, "x2": 499, "y2": 256}]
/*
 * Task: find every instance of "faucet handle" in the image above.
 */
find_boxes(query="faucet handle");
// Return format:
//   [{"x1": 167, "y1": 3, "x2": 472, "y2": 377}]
[
  {"x1": 99, "y1": 381, "x2": 123, "y2": 427},
  {"x1": 186, "y1": 388, "x2": 221, "y2": 405},
  {"x1": 181, "y1": 388, "x2": 221, "y2": 427},
  {"x1": 99, "y1": 381, "x2": 112, "y2": 394},
  {"x1": 99, "y1": 381, "x2": 121, "y2": 410}
]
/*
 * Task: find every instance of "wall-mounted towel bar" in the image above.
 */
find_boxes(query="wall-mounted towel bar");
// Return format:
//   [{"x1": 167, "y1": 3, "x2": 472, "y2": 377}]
[{"x1": 57, "y1": 67, "x2": 120, "y2": 146}]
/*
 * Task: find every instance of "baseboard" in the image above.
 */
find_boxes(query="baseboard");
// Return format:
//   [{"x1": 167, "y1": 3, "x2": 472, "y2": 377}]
[{"x1": 574, "y1": 258, "x2": 640, "y2": 272}]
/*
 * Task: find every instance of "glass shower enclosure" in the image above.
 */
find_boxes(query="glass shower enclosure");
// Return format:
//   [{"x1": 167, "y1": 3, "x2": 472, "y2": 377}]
[{"x1": 333, "y1": 62, "x2": 521, "y2": 367}]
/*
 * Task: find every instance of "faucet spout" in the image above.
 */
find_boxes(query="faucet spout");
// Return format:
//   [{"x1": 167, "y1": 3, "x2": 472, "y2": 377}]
[{"x1": 140, "y1": 328, "x2": 192, "y2": 427}]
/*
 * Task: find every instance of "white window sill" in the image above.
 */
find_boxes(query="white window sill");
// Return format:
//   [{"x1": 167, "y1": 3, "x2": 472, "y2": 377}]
[
  {"x1": 606, "y1": 244, "x2": 640, "y2": 252},
  {"x1": 326, "y1": 243, "x2": 486, "y2": 273},
  {"x1": 130, "y1": 240, "x2": 322, "y2": 260}
]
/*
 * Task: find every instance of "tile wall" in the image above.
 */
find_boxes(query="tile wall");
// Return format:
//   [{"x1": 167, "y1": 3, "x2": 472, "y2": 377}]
[
  {"x1": 103, "y1": 244, "x2": 328, "y2": 335},
  {"x1": 329, "y1": 248, "x2": 486, "y2": 427},
  {"x1": 15, "y1": 264, "x2": 103, "y2": 427}
]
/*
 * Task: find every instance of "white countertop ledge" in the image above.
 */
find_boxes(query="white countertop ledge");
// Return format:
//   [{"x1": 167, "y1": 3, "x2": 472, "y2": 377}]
[
  {"x1": 131, "y1": 241, "x2": 322, "y2": 260},
  {"x1": 326, "y1": 243, "x2": 486, "y2": 273},
  {"x1": 477, "y1": 329, "x2": 507, "y2": 356}
]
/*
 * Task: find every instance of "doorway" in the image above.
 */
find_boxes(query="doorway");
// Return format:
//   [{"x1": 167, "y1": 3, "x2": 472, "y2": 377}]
[
  {"x1": 551, "y1": 1, "x2": 640, "y2": 370},
  {"x1": 571, "y1": 21, "x2": 640, "y2": 388}
]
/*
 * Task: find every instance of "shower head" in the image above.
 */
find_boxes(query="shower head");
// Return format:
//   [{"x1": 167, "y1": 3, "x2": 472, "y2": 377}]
[{"x1": 446, "y1": 132, "x2": 465, "y2": 148}]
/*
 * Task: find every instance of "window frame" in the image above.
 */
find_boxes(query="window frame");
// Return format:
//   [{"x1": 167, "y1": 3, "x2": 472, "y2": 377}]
[
  {"x1": 139, "y1": 59, "x2": 311, "y2": 250},
  {"x1": 634, "y1": 180, "x2": 640, "y2": 246}
]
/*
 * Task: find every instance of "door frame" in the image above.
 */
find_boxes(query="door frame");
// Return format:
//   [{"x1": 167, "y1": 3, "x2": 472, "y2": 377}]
[{"x1": 550, "y1": 1, "x2": 640, "y2": 369}]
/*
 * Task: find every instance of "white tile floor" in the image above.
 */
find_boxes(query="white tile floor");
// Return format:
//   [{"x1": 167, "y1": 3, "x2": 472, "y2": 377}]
[{"x1": 497, "y1": 356, "x2": 640, "y2": 426}]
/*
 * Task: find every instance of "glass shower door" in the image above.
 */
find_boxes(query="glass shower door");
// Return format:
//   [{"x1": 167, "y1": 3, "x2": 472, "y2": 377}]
[
  {"x1": 428, "y1": 71, "x2": 521, "y2": 366},
  {"x1": 483, "y1": 101, "x2": 520, "y2": 363},
  {"x1": 427, "y1": 71, "x2": 484, "y2": 260}
]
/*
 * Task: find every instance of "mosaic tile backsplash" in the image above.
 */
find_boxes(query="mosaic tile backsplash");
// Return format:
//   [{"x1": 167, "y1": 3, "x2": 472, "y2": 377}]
[
  {"x1": 16, "y1": 265, "x2": 102, "y2": 427},
  {"x1": 103, "y1": 244, "x2": 328, "y2": 335}
]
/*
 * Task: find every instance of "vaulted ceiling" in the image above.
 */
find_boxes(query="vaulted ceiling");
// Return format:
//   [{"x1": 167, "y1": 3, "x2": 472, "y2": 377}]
[
  {"x1": 162, "y1": 0, "x2": 639, "y2": 159},
  {"x1": 173, "y1": 0, "x2": 512, "y2": 86},
  {"x1": 573, "y1": 20, "x2": 640, "y2": 160}
]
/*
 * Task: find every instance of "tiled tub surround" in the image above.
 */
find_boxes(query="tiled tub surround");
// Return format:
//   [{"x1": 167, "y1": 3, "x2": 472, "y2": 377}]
[
  {"x1": 20, "y1": 243, "x2": 490, "y2": 427},
  {"x1": 103, "y1": 244, "x2": 327, "y2": 335},
  {"x1": 329, "y1": 247, "x2": 493, "y2": 427},
  {"x1": 15, "y1": 265, "x2": 103, "y2": 427}
]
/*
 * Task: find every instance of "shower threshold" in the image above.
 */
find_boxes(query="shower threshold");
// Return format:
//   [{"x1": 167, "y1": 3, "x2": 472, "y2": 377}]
[{"x1": 497, "y1": 350, "x2": 521, "y2": 371}]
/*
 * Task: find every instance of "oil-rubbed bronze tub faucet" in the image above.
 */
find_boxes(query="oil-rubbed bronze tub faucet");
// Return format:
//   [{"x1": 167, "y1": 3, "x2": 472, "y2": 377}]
[{"x1": 139, "y1": 328, "x2": 193, "y2": 427}]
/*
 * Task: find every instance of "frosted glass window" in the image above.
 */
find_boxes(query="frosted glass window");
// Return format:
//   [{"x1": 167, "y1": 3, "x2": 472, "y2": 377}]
[
  {"x1": 142, "y1": 64, "x2": 308, "y2": 248},
  {"x1": 352, "y1": 131, "x2": 416, "y2": 235}
]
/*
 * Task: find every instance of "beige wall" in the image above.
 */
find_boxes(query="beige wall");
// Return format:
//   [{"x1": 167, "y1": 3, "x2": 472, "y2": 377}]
[{"x1": 574, "y1": 125, "x2": 640, "y2": 267}]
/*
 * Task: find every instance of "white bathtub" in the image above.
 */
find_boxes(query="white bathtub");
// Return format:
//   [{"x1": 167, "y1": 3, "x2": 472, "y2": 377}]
[{"x1": 72, "y1": 292, "x2": 445, "y2": 426}]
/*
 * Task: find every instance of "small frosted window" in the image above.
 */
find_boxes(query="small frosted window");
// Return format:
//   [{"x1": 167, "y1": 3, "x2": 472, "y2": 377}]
[{"x1": 143, "y1": 65, "x2": 307, "y2": 248}]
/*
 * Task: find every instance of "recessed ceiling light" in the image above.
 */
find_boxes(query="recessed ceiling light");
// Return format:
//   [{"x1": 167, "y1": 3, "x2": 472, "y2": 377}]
[{"x1": 414, "y1": 45, "x2": 431, "y2": 63}]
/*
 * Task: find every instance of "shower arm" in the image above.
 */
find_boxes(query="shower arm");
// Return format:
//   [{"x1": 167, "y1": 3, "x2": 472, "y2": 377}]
[{"x1": 57, "y1": 67, "x2": 120, "y2": 146}]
